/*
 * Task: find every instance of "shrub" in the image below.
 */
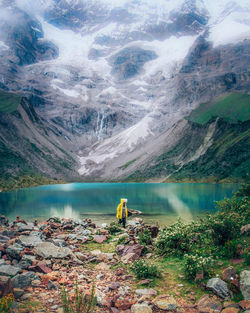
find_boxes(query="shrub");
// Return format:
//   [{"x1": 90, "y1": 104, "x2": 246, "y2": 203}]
[
  {"x1": 61, "y1": 281, "x2": 96, "y2": 313},
  {"x1": 117, "y1": 234, "x2": 128, "y2": 245},
  {"x1": 130, "y1": 259, "x2": 159, "y2": 279},
  {"x1": 107, "y1": 222, "x2": 122, "y2": 235},
  {"x1": 222, "y1": 239, "x2": 240, "y2": 258},
  {"x1": 0, "y1": 294, "x2": 14, "y2": 313},
  {"x1": 244, "y1": 252, "x2": 250, "y2": 266},
  {"x1": 138, "y1": 229, "x2": 152, "y2": 246},
  {"x1": 184, "y1": 254, "x2": 214, "y2": 280}
]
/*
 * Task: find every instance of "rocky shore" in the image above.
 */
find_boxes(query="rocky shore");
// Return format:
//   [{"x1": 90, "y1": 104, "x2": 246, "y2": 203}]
[{"x1": 0, "y1": 214, "x2": 249, "y2": 313}]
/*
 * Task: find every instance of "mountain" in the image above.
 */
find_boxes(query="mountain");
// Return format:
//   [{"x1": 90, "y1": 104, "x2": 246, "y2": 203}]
[{"x1": 0, "y1": 0, "x2": 249, "y2": 187}]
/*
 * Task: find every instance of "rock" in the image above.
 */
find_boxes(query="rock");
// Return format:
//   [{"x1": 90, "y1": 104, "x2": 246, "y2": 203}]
[
  {"x1": 222, "y1": 267, "x2": 236, "y2": 282},
  {"x1": 21, "y1": 254, "x2": 35, "y2": 264},
  {"x1": 239, "y1": 300, "x2": 250, "y2": 310},
  {"x1": 18, "y1": 235, "x2": 43, "y2": 247},
  {"x1": 139, "y1": 279, "x2": 152, "y2": 285},
  {"x1": 0, "y1": 235, "x2": 10, "y2": 243},
  {"x1": 197, "y1": 294, "x2": 222, "y2": 313},
  {"x1": 122, "y1": 244, "x2": 144, "y2": 258},
  {"x1": 121, "y1": 252, "x2": 140, "y2": 263},
  {"x1": 221, "y1": 308, "x2": 239, "y2": 313},
  {"x1": 109, "y1": 282, "x2": 120, "y2": 290},
  {"x1": 0, "y1": 275, "x2": 13, "y2": 296},
  {"x1": 0, "y1": 215, "x2": 9, "y2": 226},
  {"x1": 13, "y1": 288, "x2": 24, "y2": 299},
  {"x1": 152, "y1": 295, "x2": 177, "y2": 310},
  {"x1": 0, "y1": 265, "x2": 21, "y2": 276},
  {"x1": 17, "y1": 259, "x2": 31, "y2": 269},
  {"x1": 128, "y1": 209, "x2": 142, "y2": 216},
  {"x1": 6, "y1": 243, "x2": 23, "y2": 260},
  {"x1": 131, "y1": 303, "x2": 152, "y2": 313},
  {"x1": 29, "y1": 262, "x2": 52, "y2": 273},
  {"x1": 35, "y1": 242, "x2": 72, "y2": 259},
  {"x1": 241, "y1": 224, "x2": 250, "y2": 235},
  {"x1": 240, "y1": 271, "x2": 250, "y2": 300},
  {"x1": 94, "y1": 262, "x2": 110, "y2": 271},
  {"x1": 135, "y1": 288, "x2": 157, "y2": 297},
  {"x1": 115, "y1": 298, "x2": 135, "y2": 310},
  {"x1": 16, "y1": 223, "x2": 34, "y2": 232},
  {"x1": 101, "y1": 223, "x2": 108, "y2": 228},
  {"x1": 1, "y1": 230, "x2": 16, "y2": 238},
  {"x1": 11, "y1": 272, "x2": 40, "y2": 289},
  {"x1": 93, "y1": 235, "x2": 107, "y2": 243},
  {"x1": 207, "y1": 278, "x2": 232, "y2": 299},
  {"x1": 47, "y1": 280, "x2": 57, "y2": 290},
  {"x1": 116, "y1": 244, "x2": 125, "y2": 256}
]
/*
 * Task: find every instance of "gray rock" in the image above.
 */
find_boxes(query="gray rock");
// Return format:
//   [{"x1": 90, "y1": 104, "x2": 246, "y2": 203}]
[
  {"x1": 21, "y1": 254, "x2": 36, "y2": 264},
  {"x1": 17, "y1": 260, "x2": 31, "y2": 270},
  {"x1": 18, "y1": 235, "x2": 43, "y2": 247},
  {"x1": 6, "y1": 243, "x2": 23, "y2": 260},
  {"x1": 0, "y1": 235, "x2": 10, "y2": 243},
  {"x1": 206, "y1": 278, "x2": 232, "y2": 299},
  {"x1": 16, "y1": 223, "x2": 34, "y2": 232},
  {"x1": 13, "y1": 288, "x2": 24, "y2": 299},
  {"x1": 11, "y1": 272, "x2": 39, "y2": 289},
  {"x1": 135, "y1": 288, "x2": 157, "y2": 296},
  {"x1": 0, "y1": 265, "x2": 22, "y2": 276},
  {"x1": 1, "y1": 230, "x2": 17, "y2": 238},
  {"x1": 240, "y1": 270, "x2": 250, "y2": 300},
  {"x1": 0, "y1": 259, "x2": 6, "y2": 266},
  {"x1": 35, "y1": 242, "x2": 72, "y2": 259},
  {"x1": 51, "y1": 239, "x2": 67, "y2": 247}
]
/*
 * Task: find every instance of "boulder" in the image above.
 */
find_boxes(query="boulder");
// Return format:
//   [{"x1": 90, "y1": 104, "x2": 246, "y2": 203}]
[
  {"x1": 152, "y1": 294, "x2": 177, "y2": 310},
  {"x1": 240, "y1": 270, "x2": 250, "y2": 300},
  {"x1": 18, "y1": 235, "x2": 43, "y2": 248},
  {"x1": 135, "y1": 288, "x2": 157, "y2": 297},
  {"x1": 197, "y1": 294, "x2": 222, "y2": 313},
  {"x1": 0, "y1": 265, "x2": 22, "y2": 276},
  {"x1": 35, "y1": 242, "x2": 72, "y2": 259},
  {"x1": 0, "y1": 276, "x2": 13, "y2": 296},
  {"x1": 21, "y1": 254, "x2": 35, "y2": 265},
  {"x1": 13, "y1": 288, "x2": 24, "y2": 299},
  {"x1": 16, "y1": 223, "x2": 34, "y2": 232},
  {"x1": 121, "y1": 252, "x2": 139, "y2": 263},
  {"x1": 222, "y1": 267, "x2": 236, "y2": 282},
  {"x1": 17, "y1": 259, "x2": 31, "y2": 270},
  {"x1": 93, "y1": 235, "x2": 107, "y2": 243},
  {"x1": 6, "y1": 243, "x2": 23, "y2": 260},
  {"x1": 11, "y1": 272, "x2": 39, "y2": 289},
  {"x1": 207, "y1": 278, "x2": 232, "y2": 299},
  {"x1": 131, "y1": 303, "x2": 152, "y2": 313}
]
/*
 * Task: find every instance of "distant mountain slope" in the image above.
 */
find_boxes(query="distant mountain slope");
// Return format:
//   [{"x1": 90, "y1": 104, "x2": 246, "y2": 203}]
[{"x1": 126, "y1": 94, "x2": 250, "y2": 182}]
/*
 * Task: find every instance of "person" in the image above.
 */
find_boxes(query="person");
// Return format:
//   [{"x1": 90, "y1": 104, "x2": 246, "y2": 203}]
[{"x1": 116, "y1": 198, "x2": 128, "y2": 228}]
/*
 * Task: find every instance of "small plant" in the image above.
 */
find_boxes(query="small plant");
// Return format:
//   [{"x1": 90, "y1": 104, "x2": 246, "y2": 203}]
[
  {"x1": 0, "y1": 293, "x2": 14, "y2": 313},
  {"x1": 131, "y1": 259, "x2": 159, "y2": 279},
  {"x1": 138, "y1": 229, "x2": 152, "y2": 246},
  {"x1": 107, "y1": 222, "x2": 122, "y2": 235},
  {"x1": 244, "y1": 252, "x2": 250, "y2": 266},
  {"x1": 117, "y1": 234, "x2": 128, "y2": 245},
  {"x1": 222, "y1": 239, "x2": 240, "y2": 258},
  {"x1": 61, "y1": 281, "x2": 96, "y2": 313},
  {"x1": 184, "y1": 254, "x2": 214, "y2": 280}
]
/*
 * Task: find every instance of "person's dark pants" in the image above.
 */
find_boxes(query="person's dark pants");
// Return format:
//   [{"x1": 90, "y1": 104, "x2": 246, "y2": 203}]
[{"x1": 119, "y1": 218, "x2": 126, "y2": 228}]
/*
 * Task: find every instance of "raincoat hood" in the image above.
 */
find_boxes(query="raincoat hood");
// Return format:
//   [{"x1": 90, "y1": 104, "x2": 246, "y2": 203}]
[{"x1": 116, "y1": 198, "x2": 128, "y2": 219}]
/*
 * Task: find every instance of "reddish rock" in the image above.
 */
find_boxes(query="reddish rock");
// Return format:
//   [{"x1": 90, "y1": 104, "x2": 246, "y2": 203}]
[
  {"x1": 0, "y1": 276, "x2": 13, "y2": 296},
  {"x1": 93, "y1": 235, "x2": 107, "y2": 243},
  {"x1": 116, "y1": 245, "x2": 125, "y2": 256},
  {"x1": 239, "y1": 300, "x2": 250, "y2": 310},
  {"x1": 221, "y1": 308, "x2": 239, "y2": 313},
  {"x1": 109, "y1": 282, "x2": 120, "y2": 290},
  {"x1": 231, "y1": 278, "x2": 240, "y2": 290},
  {"x1": 111, "y1": 308, "x2": 119, "y2": 313},
  {"x1": 222, "y1": 267, "x2": 236, "y2": 282},
  {"x1": 29, "y1": 262, "x2": 52, "y2": 274},
  {"x1": 115, "y1": 299, "x2": 135, "y2": 310},
  {"x1": 122, "y1": 244, "x2": 144, "y2": 258},
  {"x1": 197, "y1": 294, "x2": 222, "y2": 313}
]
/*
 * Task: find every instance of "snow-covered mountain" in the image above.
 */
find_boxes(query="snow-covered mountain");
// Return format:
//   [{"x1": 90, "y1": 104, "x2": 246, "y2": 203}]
[{"x1": 0, "y1": 0, "x2": 249, "y2": 182}]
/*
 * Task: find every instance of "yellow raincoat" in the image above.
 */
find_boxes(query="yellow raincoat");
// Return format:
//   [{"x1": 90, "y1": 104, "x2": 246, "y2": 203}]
[{"x1": 116, "y1": 198, "x2": 128, "y2": 219}]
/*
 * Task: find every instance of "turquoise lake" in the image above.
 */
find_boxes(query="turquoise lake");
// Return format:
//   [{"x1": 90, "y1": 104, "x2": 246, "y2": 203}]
[{"x1": 0, "y1": 183, "x2": 238, "y2": 226}]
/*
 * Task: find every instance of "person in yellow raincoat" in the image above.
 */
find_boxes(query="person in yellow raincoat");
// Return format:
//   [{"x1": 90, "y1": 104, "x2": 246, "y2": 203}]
[{"x1": 116, "y1": 198, "x2": 128, "y2": 228}]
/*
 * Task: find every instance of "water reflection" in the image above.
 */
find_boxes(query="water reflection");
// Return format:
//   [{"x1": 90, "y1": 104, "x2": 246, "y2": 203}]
[
  {"x1": 50, "y1": 205, "x2": 81, "y2": 220},
  {"x1": 0, "y1": 183, "x2": 238, "y2": 226}
]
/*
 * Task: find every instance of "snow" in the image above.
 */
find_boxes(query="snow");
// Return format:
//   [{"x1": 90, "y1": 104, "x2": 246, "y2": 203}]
[
  {"x1": 0, "y1": 41, "x2": 9, "y2": 50},
  {"x1": 51, "y1": 83, "x2": 80, "y2": 98}
]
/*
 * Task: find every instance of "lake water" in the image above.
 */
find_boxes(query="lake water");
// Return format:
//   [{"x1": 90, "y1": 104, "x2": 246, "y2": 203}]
[{"x1": 0, "y1": 183, "x2": 238, "y2": 226}]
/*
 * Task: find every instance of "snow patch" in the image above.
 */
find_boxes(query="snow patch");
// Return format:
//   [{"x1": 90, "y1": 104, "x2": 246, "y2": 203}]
[{"x1": 0, "y1": 41, "x2": 9, "y2": 50}]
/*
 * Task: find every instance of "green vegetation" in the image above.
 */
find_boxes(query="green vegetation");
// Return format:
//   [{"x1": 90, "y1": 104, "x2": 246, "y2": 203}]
[
  {"x1": 154, "y1": 184, "x2": 250, "y2": 281},
  {"x1": 61, "y1": 281, "x2": 96, "y2": 313},
  {"x1": 186, "y1": 93, "x2": 250, "y2": 125},
  {"x1": 0, "y1": 294, "x2": 14, "y2": 313},
  {"x1": 0, "y1": 91, "x2": 21, "y2": 113},
  {"x1": 131, "y1": 259, "x2": 160, "y2": 279},
  {"x1": 107, "y1": 222, "x2": 122, "y2": 235},
  {"x1": 119, "y1": 157, "x2": 139, "y2": 170},
  {"x1": 138, "y1": 229, "x2": 152, "y2": 246}
]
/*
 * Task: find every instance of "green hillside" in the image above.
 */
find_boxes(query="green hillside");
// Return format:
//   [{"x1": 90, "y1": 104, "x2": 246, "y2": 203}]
[
  {"x1": 186, "y1": 93, "x2": 250, "y2": 125},
  {"x1": 0, "y1": 91, "x2": 22, "y2": 113}
]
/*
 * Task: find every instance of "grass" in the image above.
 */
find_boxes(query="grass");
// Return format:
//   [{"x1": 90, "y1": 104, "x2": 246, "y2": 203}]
[
  {"x1": 186, "y1": 93, "x2": 250, "y2": 125},
  {"x1": 0, "y1": 91, "x2": 22, "y2": 113},
  {"x1": 80, "y1": 239, "x2": 116, "y2": 254}
]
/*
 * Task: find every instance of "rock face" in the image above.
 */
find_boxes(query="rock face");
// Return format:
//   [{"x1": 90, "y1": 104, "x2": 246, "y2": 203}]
[
  {"x1": 152, "y1": 295, "x2": 177, "y2": 310},
  {"x1": 18, "y1": 235, "x2": 43, "y2": 247},
  {"x1": 11, "y1": 272, "x2": 40, "y2": 289},
  {"x1": 34, "y1": 242, "x2": 72, "y2": 259},
  {"x1": 0, "y1": 265, "x2": 22, "y2": 277},
  {"x1": 240, "y1": 270, "x2": 250, "y2": 300},
  {"x1": 206, "y1": 278, "x2": 232, "y2": 299}
]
